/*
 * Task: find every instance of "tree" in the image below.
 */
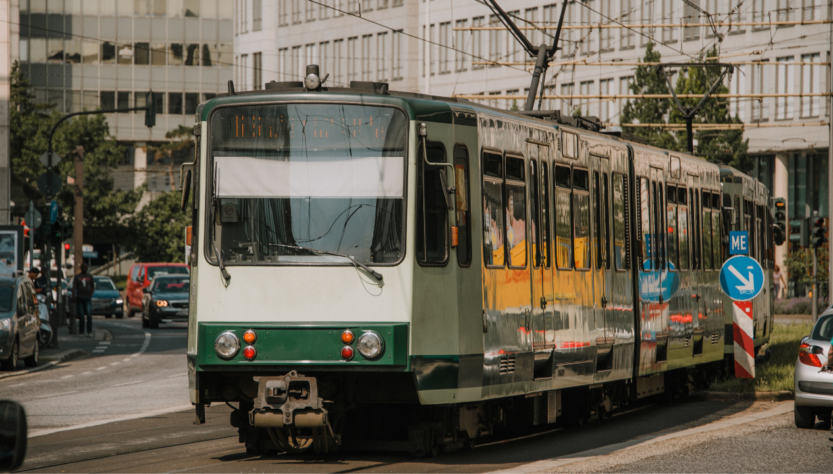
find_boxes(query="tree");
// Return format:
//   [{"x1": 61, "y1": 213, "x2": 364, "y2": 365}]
[
  {"x1": 126, "y1": 189, "x2": 191, "y2": 263},
  {"x1": 667, "y1": 48, "x2": 751, "y2": 170},
  {"x1": 621, "y1": 42, "x2": 676, "y2": 150},
  {"x1": 9, "y1": 60, "x2": 141, "y2": 242}
]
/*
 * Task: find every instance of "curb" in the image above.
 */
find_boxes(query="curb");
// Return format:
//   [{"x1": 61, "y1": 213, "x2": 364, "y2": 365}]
[
  {"x1": 0, "y1": 348, "x2": 87, "y2": 380},
  {"x1": 704, "y1": 390, "x2": 794, "y2": 401}
]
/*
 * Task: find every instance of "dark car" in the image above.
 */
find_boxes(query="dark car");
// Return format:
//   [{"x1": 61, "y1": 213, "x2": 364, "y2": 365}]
[
  {"x1": 142, "y1": 275, "x2": 190, "y2": 329},
  {"x1": 0, "y1": 275, "x2": 41, "y2": 371},
  {"x1": 91, "y1": 277, "x2": 124, "y2": 319}
]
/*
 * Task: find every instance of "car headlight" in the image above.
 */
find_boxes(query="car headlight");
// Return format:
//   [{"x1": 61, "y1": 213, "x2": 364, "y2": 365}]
[
  {"x1": 0, "y1": 319, "x2": 10, "y2": 331},
  {"x1": 214, "y1": 331, "x2": 240, "y2": 359},
  {"x1": 116, "y1": 299, "x2": 124, "y2": 305},
  {"x1": 156, "y1": 300, "x2": 168, "y2": 307},
  {"x1": 356, "y1": 330, "x2": 385, "y2": 359}
]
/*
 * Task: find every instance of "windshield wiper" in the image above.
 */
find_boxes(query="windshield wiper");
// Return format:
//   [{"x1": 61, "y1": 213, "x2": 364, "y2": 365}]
[
  {"x1": 269, "y1": 243, "x2": 383, "y2": 282},
  {"x1": 213, "y1": 244, "x2": 231, "y2": 283}
]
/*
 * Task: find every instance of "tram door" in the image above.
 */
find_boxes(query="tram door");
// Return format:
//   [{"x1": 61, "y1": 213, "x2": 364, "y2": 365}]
[
  {"x1": 592, "y1": 155, "x2": 613, "y2": 346},
  {"x1": 528, "y1": 143, "x2": 555, "y2": 367},
  {"x1": 688, "y1": 175, "x2": 705, "y2": 323}
]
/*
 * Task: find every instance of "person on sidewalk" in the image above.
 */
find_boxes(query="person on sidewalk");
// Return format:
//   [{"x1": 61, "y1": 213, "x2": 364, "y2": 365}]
[
  {"x1": 27, "y1": 267, "x2": 48, "y2": 295},
  {"x1": 72, "y1": 263, "x2": 95, "y2": 337}
]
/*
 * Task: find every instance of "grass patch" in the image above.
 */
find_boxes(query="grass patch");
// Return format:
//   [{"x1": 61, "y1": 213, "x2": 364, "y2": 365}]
[
  {"x1": 110, "y1": 274, "x2": 128, "y2": 290},
  {"x1": 709, "y1": 322, "x2": 813, "y2": 393}
]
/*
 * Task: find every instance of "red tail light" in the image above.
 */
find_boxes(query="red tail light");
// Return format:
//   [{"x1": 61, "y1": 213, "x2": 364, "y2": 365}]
[
  {"x1": 341, "y1": 346, "x2": 354, "y2": 360},
  {"x1": 242, "y1": 346, "x2": 256, "y2": 360},
  {"x1": 799, "y1": 343, "x2": 822, "y2": 367}
]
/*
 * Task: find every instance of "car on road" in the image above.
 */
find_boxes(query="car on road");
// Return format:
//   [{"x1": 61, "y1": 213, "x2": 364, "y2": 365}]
[
  {"x1": 126, "y1": 263, "x2": 189, "y2": 317},
  {"x1": 91, "y1": 276, "x2": 124, "y2": 319},
  {"x1": 141, "y1": 274, "x2": 190, "y2": 329},
  {"x1": 794, "y1": 308, "x2": 833, "y2": 428},
  {"x1": 0, "y1": 275, "x2": 41, "y2": 371}
]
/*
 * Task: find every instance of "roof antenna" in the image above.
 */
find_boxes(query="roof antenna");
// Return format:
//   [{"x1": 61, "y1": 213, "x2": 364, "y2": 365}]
[
  {"x1": 483, "y1": 0, "x2": 566, "y2": 111},
  {"x1": 227, "y1": 80, "x2": 236, "y2": 95}
]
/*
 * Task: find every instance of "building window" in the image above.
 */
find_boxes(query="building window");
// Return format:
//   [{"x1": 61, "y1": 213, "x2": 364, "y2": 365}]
[
  {"x1": 803, "y1": 0, "x2": 821, "y2": 20},
  {"x1": 619, "y1": 0, "x2": 635, "y2": 48},
  {"x1": 777, "y1": 0, "x2": 796, "y2": 22},
  {"x1": 392, "y1": 30, "x2": 403, "y2": 81},
  {"x1": 506, "y1": 10, "x2": 520, "y2": 63},
  {"x1": 278, "y1": 48, "x2": 288, "y2": 79},
  {"x1": 376, "y1": 33, "x2": 387, "y2": 82},
  {"x1": 579, "y1": 81, "x2": 594, "y2": 116},
  {"x1": 168, "y1": 92, "x2": 183, "y2": 114},
  {"x1": 101, "y1": 91, "x2": 116, "y2": 110},
  {"x1": 117, "y1": 91, "x2": 131, "y2": 110},
  {"x1": 683, "y1": 0, "x2": 699, "y2": 41},
  {"x1": 661, "y1": 0, "x2": 676, "y2": 43},
  {"x1": 580, "y1": 2, "x2": 594, "y2": 55},
  {"x1": 279, "y1": 1, "x2": 288, "y2": 25},
  {"x1": 599, "y1": 0, "x2": 612, "y2": 51},
  {"x1": 361, "y1": 35, "x2": 372, "y2": 80},
  {"x1": 239, "y1": 0, "x2": 248, "y2": 33},
  {"x1": 292, "y1": 0, "x2": 302, "y2": 24},
  {"x1": 439, "y1": 22, "x2": 450, "y2": 74},
  {"x1": 730, "y1": 67, "x2": 746, "y2": 121},
  {"x1": 320, "y1": 41, "x2": 331, "y2": 79},
  {"x1": 801, "y1": 53, "x2": 821, "y2": 118},
  {"x1": 599, "y1": 79, "x2": 613, "y2": 123},
  {"x1": 378, "y1": 0, "x2": 389, "y2": 9},
  {"x1": 185, "y1": 93, "x2": 199, "y2": 115},
  {"x1": 455, "y1": 19, "x2": 467, "y2": 72},
  {"x1": 525, "y1": 7, "x2": 539, "y2": 48},
  {"x1": 134, "y1": 42, "x2": 150, "y2": 65},
  {"x1": 306, "y1": 0, "x2": 316, "y2": 21},
  {"x1": 240, "y1": 54, "x2": 249, "y2": 91},
  {"x1": 752, "y1": 61, "x2": 769, "y2": 121},
  {"x1": 392, "y1": 0, "x2": 403, "y2": 6},
  {"x1": 561, "y1": 1, "x2": 575, "y2": 57},
  {"x1": 305, "y1": 43, "x2": 316, "y2": 72},
  {"x1": 619, "y1": 76, "x2": 633, "y2": 122},
  {"x1": 472, "y1": 16, "x2": 484, "y2": 69},
  {"x1": 253, "y1": 0, "x2": 262, "y2": 30},
  {"x1": 291, "y1": 46, "x2": 301, "y2": 81},
  {"x1": 488, "y1": 15, "x2": 500, "y2": 66},
  {"x1": 641, "y1": 0, "x2": 654, "y2": 46},
  {"x1": 776, "y1": 56, "x2": 794, "y2": 120},
  {"x1": 333, "y1": 39, "x2": 344, "y2": 85},
  {"x1": 561, "y1": 83, "x2": 575, "y2": 115},
  {"x1": 253, "y1": 52, "x2": 262, "y2": 90},
  {"x1": 319, "y1": 0, "x2": 329, "y2": 19},
  {"x1": 347, "y1": 37, "x2": 358, "y2": 82}
]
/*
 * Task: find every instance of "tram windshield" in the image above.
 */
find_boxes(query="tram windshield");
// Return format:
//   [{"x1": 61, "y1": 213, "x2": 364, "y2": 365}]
[{"x1": 207, "y1": 103, "x2": 407, "y2": 266}]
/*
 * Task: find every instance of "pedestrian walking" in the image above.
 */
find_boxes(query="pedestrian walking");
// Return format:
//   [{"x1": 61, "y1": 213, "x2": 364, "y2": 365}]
[
  {"x1": 72, "y1": 263, "x2": 95, "y2": 337},
  {"x1": 773, "y1": 264, "x2": 786, "y2": 299}
]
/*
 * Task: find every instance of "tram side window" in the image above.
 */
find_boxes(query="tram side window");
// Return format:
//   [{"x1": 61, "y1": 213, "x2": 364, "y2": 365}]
[
  {"x1": 555, "y1": 165, "x2": 573, "y2": 269},
  {"x1": 602, "y1": 172, "x2": 610, "y2": 270},
  {"x1": 594, "y1": 171, "x2": 602, "y2": 269},
  {"x1": 734, "y1": 196, "x2": 742, "y2": 231},
  {"x1": 638, "y1": 177, "x2": 651, "y2": 272},
  {"x1": 573, "y1": 169, "x2": 591, "y2": 270},
  {"x1": 417, "y1": 142, "x2": 449, "y2": 265},
  {"x1": 482, "y1": 151, "x2": 505, "y2": 267},
  {"x1": 530, "y1": 160, "x2": 541, "y2": 268},
  {"x1": 702, "y1": 191, "x2": 713, "y2": 270},
  {"x1": 505, "y1": 157, "x2": 527, "y2": 268},
  {"x1": 541, "y1": 163, "x2": 551, "y2": 268},
  {"x1": 690, "y1": 188, "x2": 698, "y2": 270},
  {"x1": 757, "y1": 204, "x2": 765, "y2": 262},
  {"x1": 712, "y1": 205, "x2": 721, "y2": 267},
  {"x1": 667, "y1": 185, "x2": 679, "y2": 271},
  {"x1": 612, "y1": 173, "x2": 628, "y2": 271},
  {"x1": 678, "y1": 186, "x2": 690, "y2": 270},
  {"x1": 454, "y1": 145, "x2": 472, "y2": 267}
]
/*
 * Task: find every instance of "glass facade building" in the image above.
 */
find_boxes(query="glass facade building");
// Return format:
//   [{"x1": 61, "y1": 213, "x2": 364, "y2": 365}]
[{"x1": 18, "y1": 0, "x2": 233, "y2": 144}]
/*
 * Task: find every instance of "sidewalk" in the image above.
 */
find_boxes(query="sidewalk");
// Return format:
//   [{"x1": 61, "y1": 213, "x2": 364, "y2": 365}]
[{"x1": 0, "y1": 321, "x2": 112, "y2": 380}]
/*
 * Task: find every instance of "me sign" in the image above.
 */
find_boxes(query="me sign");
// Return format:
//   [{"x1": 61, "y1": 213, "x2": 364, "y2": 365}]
[{"x1": 729, "y1": 231, "x2": 748, "y2": 255}]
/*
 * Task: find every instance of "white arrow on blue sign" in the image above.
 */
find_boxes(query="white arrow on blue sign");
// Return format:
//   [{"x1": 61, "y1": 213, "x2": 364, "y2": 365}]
[{"x1": 719, "y1": 255, "x2": 765, "y2": 301}]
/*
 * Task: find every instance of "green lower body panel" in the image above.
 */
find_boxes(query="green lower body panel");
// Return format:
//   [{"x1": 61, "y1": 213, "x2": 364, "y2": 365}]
[{"x1": 196, "y1": 322, "x2": 409, "y2": 369}]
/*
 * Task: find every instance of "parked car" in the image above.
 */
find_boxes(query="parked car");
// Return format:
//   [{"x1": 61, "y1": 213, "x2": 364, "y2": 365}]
[
  {"x1": 794, "y1": 308, "x2": 833, "y2": 428},
  {"x1": 126, "y1": 263, "x2": 189, "y2": 317},
  {"x1": 67, "y1": 276, "x2": 124, "y2": 319},
  {"x1": 0, "y1": 275, "x2": 40, "y2": 371},
  {"x1": 141, "y1": 274, "x2": 190, "y2": 329}
]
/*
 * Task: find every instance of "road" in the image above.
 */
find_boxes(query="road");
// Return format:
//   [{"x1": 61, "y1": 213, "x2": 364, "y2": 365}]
[
  {"x1": 2, "y1": 318, "x2": 832, "y2": 473},
  {"x1": 0, "y1": 316, "x2": 190, "y2": 432}
]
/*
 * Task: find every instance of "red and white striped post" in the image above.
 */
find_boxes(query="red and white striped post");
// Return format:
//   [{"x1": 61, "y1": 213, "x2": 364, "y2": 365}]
[{"x1": 732, "y1": 301, "x2": 755, "y2": 378}]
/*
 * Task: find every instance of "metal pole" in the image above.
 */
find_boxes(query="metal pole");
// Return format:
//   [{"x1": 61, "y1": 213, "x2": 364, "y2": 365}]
[
  {"x1": 525, "y1": 45, "x2": 549, "y2": 111},
  {"x1": 828, "y1": 0, "x2": 833, "y2": 301},
  {"x1": 28, "y1": 201, "x2": 33, "y2": 270},
  {"x1": 71, "y1": 146, "x2": 84, "y2": 334},
  {"x1": 813, "y1": 247, "x2": 819, "y2": 322}
]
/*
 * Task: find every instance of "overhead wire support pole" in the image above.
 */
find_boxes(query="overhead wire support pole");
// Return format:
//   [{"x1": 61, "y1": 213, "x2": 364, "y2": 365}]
[
  {"x1": 482, "y1": 0, "x2": 566, "y2": 111},
  {"x1": 829, "y1": 0, "x2": 833, "y2": 301}
]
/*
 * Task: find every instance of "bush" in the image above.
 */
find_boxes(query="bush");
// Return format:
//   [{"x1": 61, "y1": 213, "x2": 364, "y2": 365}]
[{"x1": 773, "y1": 297, "x2": 825, "y2": 315}]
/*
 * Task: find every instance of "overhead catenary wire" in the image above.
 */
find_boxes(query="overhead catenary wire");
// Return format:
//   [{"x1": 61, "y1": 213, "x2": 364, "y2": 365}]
[
  {"x1": 453, "y1": 19, "x2": 833, "y2": 30},
  {"x1": 456, "y1": 92, "x2": 832, "y2": 100},
  {"x1": 611, "y1": 121, "x2": 828, "y2": 129}
]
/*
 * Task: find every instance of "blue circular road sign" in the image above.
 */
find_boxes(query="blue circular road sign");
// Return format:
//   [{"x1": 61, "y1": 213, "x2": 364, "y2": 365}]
[{"x1": 719, "y1": 255, "x2": 765, "y2": 301}]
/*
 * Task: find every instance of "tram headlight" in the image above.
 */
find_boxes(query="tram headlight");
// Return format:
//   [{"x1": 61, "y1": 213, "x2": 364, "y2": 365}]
[
  {"x1": 214, "y1": 331, "x2": 240, "y2": 359},
  {"x1": 356, "y1": 331, "x2": 385, "y2": 360}
]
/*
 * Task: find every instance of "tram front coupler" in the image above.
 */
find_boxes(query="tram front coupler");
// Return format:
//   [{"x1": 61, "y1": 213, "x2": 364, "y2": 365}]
[{"x1": 250, "y1": 371, "x2": 328, "y2": 429}]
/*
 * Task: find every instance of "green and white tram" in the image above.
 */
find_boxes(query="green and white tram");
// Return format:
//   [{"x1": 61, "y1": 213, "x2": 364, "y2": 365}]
[{"x1": 182, "y1": 70, "x2": 776, "y2": 455}]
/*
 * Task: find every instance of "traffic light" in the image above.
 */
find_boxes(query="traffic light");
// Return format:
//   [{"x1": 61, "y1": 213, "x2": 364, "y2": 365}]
[
  {"x1": 790, "y1": 218, "x2": 809, "y2": 248},
  {"x1": 144, "y1": 92, "x2": 156, "y2": 128},
  {"x1": 812, "y1": 217, "x2": 827, "y2": 248},
  {"x1": 64, "y1": 243, "x2": 70, "y2": 251},
  {"x1": 773, "y1": 198, "x2": 786, "y2": 246}
]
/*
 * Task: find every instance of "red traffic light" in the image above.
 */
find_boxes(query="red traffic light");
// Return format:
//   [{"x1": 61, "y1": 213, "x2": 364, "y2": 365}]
[{"x1": 64, "y1": 243, "x2": 70, "y2": 251}]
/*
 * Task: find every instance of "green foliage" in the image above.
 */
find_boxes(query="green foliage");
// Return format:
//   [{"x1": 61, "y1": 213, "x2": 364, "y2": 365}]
[
  {"x1": 9, "y1": 60, "x2": 140, "y2": 241},
  {"x1": 709, "y1": 322, "x2": 812, "y2": 393},
  {"x1": 785, "y1": 247, "x2": 829, "y2": 289},
  {"x1": 126, "y1": 190, "x2": 192, "y2": 263},
  {"x1": 621, "y1": 45, "x2": 751, "y2": 171},
  {"x1": 621, "y1": 42, "x2": 676, "y2": 149}
]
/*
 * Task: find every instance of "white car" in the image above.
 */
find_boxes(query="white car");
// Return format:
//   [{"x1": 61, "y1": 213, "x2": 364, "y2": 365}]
[{"x1": 794, "y1": 308, "x2": 833, "y2": 428}]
